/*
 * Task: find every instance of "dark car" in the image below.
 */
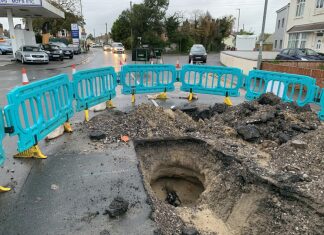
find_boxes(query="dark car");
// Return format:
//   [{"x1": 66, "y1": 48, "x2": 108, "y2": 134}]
[
  {"x1": 275, "y1": 48, "x2": 324, "y2": 61},
  {"x1": 68, "y1": 44, "x2": 82, "y2": 54},
  {"x1": 50, "y1": 42, "x2": 74, "y2": 59},
  {"x1": 0, "y1": 44, "x2": 13, "y2": 55},
  {"x1": 189, "y1": 44, "x2": 207, "y2": 63},
  {"x1": 40, "y1": 44, "x2": 64, "y2": 61}
]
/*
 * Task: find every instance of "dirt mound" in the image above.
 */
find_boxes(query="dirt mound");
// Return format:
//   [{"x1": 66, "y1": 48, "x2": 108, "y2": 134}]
[{"x1": 199, "y1": 93, "x2": 321, "y2": 145}]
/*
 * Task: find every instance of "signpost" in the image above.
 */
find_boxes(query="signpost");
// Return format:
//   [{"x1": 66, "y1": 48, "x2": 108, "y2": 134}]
[{"x1": 71, "y1": 23, "x2": 79, "y2": 46}]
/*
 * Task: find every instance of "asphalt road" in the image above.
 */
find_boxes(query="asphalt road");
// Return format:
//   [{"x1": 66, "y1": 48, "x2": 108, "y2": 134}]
[{"x1": 0, "y1": 49, "x2": 246, "y2": 235}]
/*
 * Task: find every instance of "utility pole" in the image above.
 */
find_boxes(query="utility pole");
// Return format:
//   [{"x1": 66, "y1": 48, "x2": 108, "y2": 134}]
[
  {"x1": 105, "y1": 23, "x2": 108, "y2": 43},
  {"x1": 130, "y1": 1, "x2": 133, "y2": 50},
  {"x1": 237, "y1": 8, "x2": 240, "y2": 32},
  {"x1": 257, "y1": 0, "x2": 268, "y2": 70}
]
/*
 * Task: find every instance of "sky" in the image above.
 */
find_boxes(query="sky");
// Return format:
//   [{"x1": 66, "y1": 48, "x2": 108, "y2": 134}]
[{"x1": 0, "y1": 0, "x2": 290, "y2": 36}]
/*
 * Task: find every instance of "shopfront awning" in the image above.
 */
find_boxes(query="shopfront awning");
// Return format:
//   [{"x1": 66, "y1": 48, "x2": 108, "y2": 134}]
[
  {"x1": 287, "y1": 22, "x2": 324, "y2": 33},
  {"x1": 0, "y1": 0, "x2": 64, "y2": 18}
]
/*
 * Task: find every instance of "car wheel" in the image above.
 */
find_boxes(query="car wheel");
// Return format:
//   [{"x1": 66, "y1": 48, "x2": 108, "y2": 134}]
[
  {"x1": 0, "y1": 50, "x2": 3, "y2": 55},
  {"x1": 60, "y1": 57, "x2": 64, "y2": 61},
  {"x1": 203, "y1": 59, "x2": 207, "y2": 64},
  {"x1": 69, "y1": 55, "x2": 73, "y2": 59},
  {"x1": 21, "y1": 56, "x2": 25, "y2": 64}
]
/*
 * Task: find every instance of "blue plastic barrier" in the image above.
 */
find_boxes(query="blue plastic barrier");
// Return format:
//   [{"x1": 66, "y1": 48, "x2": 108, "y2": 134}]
[
  {"x1": 120, "y1": 64, "x2": 177, "y2": 94},
  {"x1": 73, "y1": 67, "x2": 117, "y2": 112},
  {"x1": 180, "y1": 65, "x2": 243, "y2": 96},
  {"x1": 319, "y1": 88, "x2": 324, "y2": 121},
  {"x1": 0, "y1": 108, "x2": 5, "y2": 166},
  {"x1": 4, "y1": 74, "x2": 74, "y2": 152},
  {"x1": 245, "y1": 70, "x2": 317, "y2": 107}
]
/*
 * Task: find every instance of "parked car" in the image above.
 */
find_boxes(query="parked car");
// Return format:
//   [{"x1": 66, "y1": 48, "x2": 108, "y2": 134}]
[
  {"x1": 50, "y1": 42, "x2": 74, "y2": 59},
  {"x1": 103, "y1": 44, "x2": 112, "y2": 51},
  {"x1": 0, "y1": 44, "x2": 13, "y2": 55},
  {"x1": 189, "y1": 44, "x2": 207, "y2": 63},
  {"x1": 92, "y1": 43, "x2": 102, "y2": 48},
  {"x1": 40, "y1": 44, "x2": 64, "y2": 61},
  {"x1": 68, "y1": 44, "x2": 82, "y2": 54},
  {"x1": 275, "y1": 48, "x2": 324, "y2": 61},
  {"x1": 15, "y1": 45, "x2": 49, "y2": 64},
  {"x1": 112, "y1": 42, "x2": 125, "y2": 54}
]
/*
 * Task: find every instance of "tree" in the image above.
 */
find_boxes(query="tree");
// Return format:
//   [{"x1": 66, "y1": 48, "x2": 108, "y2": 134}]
[
  {"x1": 32, "y1": 0, "x2": 85, "y2": 36},
  {"x1": 87, "y1": 33, "x2": 94, "y2": 41}
]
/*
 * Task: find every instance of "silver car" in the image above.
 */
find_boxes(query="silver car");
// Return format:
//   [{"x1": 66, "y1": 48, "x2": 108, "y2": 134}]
[
  {"x1": 16, "y1": 45, "x2": 49, "y2": 64},
  {"x1": 112, "y1": 42, "x2": 125, "y2": 54}
]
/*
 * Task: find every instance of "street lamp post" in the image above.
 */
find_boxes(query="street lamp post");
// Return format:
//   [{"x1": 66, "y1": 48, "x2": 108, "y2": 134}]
[
  {"x1": 130, "y1": 1, "x2": 133, "y2": 50},
  {"x1": 236, "y1": 8, "x2": 240, "y2": 33},
  {"x1": 257, "y1": 0, "x2": 269, "y2": 70}
]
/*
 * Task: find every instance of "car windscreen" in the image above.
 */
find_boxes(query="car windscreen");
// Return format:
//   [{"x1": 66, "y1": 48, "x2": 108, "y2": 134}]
[
  {"x1": 113, "y1": 43, "x2": 123, "y2": 47},
  {"x1": 191, "y1": 46, "x2": 206, "y2": 53},
  {"x1": 50, "y1": 45, "x2": 60, "y2": 50},
  {"x1": 23, "y1": 46, "x2": 41, "y2": 52},
  {"x1": 53, "y1": 43, "x2": 66, "y2": 48},
  {"x1": 306, "y1": 49, "x2": 318, "y2": 56}
]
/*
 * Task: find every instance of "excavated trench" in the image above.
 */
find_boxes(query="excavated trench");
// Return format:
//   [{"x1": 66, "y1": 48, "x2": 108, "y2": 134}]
[{"x1": 134, "y1": 138, "x2": 322, "y2": 235}]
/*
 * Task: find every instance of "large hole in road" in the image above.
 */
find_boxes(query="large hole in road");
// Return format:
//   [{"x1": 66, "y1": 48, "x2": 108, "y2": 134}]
[{"x1": 134, "y1": 138, "x2": 322, "y2": 235}]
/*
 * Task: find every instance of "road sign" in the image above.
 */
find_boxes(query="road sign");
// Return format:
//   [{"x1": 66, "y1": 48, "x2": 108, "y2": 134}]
[
  {"x1": 71, "y1": 23, "x2": 79, "y2": 39},
  {"x1": 0, "y1": 0, "x2": 42, "y2": 6}
]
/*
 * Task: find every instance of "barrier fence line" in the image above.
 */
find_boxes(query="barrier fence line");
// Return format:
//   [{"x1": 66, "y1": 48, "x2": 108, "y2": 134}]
[
  {"x1": 0, "y1": 64, "x2": 323, "y2": 173},
  {"x1": 180, "y1": 65, "x2": 243, "y2": 99},
  {"x1": 73, "y1": 67, "x2": 117, "y2": 115},
  {"x1": 4, "y1": 74, "x2": 74, "y2": 157},
  {"x1": 120, "y1": 64, "x2": 177, "y2": 102},
  {"x1": 245, "y1": 70, "x2": 317, "y2": 107}
]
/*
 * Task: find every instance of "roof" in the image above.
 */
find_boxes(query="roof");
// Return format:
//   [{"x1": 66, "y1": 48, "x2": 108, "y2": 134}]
[
  {"x1": 276, "y1": 4, "x2": 289, "y2": 14},
  {"x1": 0, "y1": 1, "x2": 64, "y2": 18},
  {"x1": 287, "y1": 22, "x2": 324, "y2": 33}
]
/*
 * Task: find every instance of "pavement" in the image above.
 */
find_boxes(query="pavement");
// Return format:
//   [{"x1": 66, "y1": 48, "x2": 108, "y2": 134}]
[
  {"x1": 222, "y1": 50, "x2": 279, "y2": 60},
  {"x1": 0, "y1": 49, "x2": 243, "y2": 235}
]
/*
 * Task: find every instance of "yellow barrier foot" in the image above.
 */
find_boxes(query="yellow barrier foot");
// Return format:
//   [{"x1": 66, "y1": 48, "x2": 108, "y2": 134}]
[
  {"x1": 0, "y1": 186, "x2": 11, "y2": 192},
  {"x1": 106, "y1": 100, "x2": 116, "y2": 109},
  {"x1": 14, "y1": 145, "x2": 47, "y2": 159},
  {"x1": 131, "y1": 94, "x2": 136, "y2": 104},
  {"x1": 224, "y1": 92, "x2": 233, "y2": 106},
  {"x1": 84, "y1": 109, "x2": 89, "y2": 122},
  {"x1": 156, "y1": 92, "x2": 167, "y2": 100},
  {"x1": 64, "y1": 122, "x2": 73, "y2": 133}
]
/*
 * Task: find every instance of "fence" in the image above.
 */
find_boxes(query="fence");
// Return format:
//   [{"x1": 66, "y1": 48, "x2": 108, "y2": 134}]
[
  {"x1": 245, "y1": 70, "x2": 317, "y2": 107},
  {"x1": 120, "y1": 64, "x2": 176, "y2": 95},
  {"x1": 4, "y1": 74, "x2": 74, "y2": 152},
  {"x1": 180, "y1": 65, "x2": 243, "y2": 97},
  {"x1": 0, "y1": 64, "x2": 323, "y2": 168},
  {"x1": 73, "y1": 67, "x2": 117, "y2": 112}
]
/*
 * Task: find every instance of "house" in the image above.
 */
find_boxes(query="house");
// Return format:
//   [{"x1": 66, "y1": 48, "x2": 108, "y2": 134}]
[
  {"x1": 257, "y1": 34, "x2": 275, "y2": 51},
  {"x1": 285, "y1": 0, "x2": 324, "y2": 53},
  {"x1": 273, "y1": 4, "x2": 290, "y2": 51}
]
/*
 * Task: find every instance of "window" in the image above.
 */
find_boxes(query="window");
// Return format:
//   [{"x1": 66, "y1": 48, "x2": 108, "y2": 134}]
[
  {"x1": 288, "y1": 33, "x2": 299, "y2": 48},
  {"x1": 288, "y1": 49, "x2": 296, "y2": 56},
  {"x1": 316, "y1": 39, "x2": 322, "y2": 50},
  {"x1": 288, "y1": 33, "x2": 308, "y2": 48},
  {"x1": 282, "y1": 49, "x2": 289, "y2": 55},
  {"x1": 280, "y1": 40, "x2": 283, "y2": 49},
  {"x1": 282, "y1": 18, "x2": 285, "y2": 27},
  {"x1": 296, "y1": 0, "x2": 306, "y2": 17},
  {"x1": 316, "y1": 0, "x2": 324, "y2": 8},
  {"x1": 275, "y1": 40, "x2": 278, "y2": 49},
  {"x1": 278, "y1": 20, "x2": 281, "y2": 29}
]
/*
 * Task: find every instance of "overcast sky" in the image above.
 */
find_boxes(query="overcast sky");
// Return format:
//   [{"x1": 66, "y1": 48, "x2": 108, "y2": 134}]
[{"x1": 0, "y1": 0, "x2": 290, "y2": 36}]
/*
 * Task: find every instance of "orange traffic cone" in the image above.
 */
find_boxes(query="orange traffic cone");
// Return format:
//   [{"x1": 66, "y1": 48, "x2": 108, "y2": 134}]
[
  {"x1": 150, "y1": 59, "x2": 154, "y2": 65},
  {"x1": 22, "y1": 68, "x2": 29, "y2": 85},
  {"x1": 176, "y1": 59, "x2": 180, "y2": 69},
  {"x1": 71, "y1": 64, "x2": 76, "y2": 74}
]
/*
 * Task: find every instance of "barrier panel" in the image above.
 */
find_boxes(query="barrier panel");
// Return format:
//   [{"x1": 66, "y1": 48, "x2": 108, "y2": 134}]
[
  {"x1": 319, "y1": 88, "x2": 324, "y2": 120},
  {"x1": 0, "y1": 108, "x2": 5, "y2": 166},
  {"x1": 120, "y1": 64, "x2": 176, "y2": 95},
  {"x1": 4, "y1": 74, "x2": 74, "y2": 152},
  {"x1": 245, "y1": 70, "x2": 317, "y2": 107},
  {"x1": 180, "y1": 65, "x2": 243, "y2": 96},
  {"x1": 73, "y1": 67, "x2": 117, "y2": 112}
]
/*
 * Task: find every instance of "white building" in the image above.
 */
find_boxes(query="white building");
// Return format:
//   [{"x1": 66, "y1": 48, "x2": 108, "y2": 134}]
[
  {"x1": 273, "y1": 4, "x2": 290, "y2": 51},
  {"x1": 285, "y1": 0, "x2": 324, "y2": 53}
]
